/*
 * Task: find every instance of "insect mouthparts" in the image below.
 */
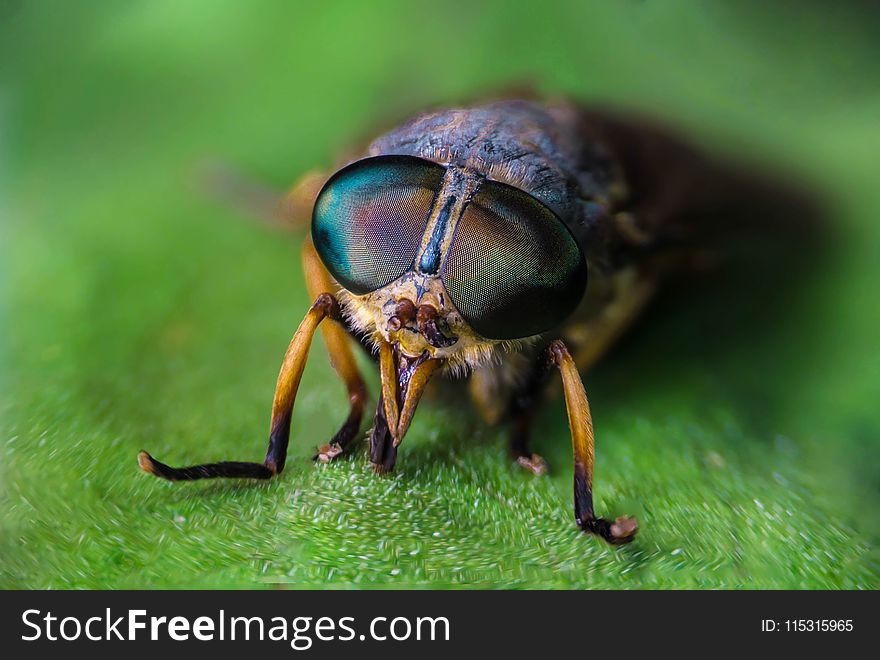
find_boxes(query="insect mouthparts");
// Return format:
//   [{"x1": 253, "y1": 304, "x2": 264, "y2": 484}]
[
  {"x1": 385, "y1": 298, "x2": 458, "y2": 348},
  {"x1": 416, "y1": 304, "x2": 458, "y2": 348}
]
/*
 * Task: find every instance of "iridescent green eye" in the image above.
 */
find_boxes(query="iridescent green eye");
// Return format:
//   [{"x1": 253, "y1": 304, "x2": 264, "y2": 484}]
[
  {"x1": 312, "y1": 156, "x2": 444, "y2": 295},
  {"x1": 441, "y1": 181, "x2": 586, "y2": 340}
]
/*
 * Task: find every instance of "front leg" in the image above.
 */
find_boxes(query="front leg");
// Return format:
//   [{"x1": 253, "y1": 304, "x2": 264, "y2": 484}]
[
  {"x1": 140, "y1": 176, "x2": 364, "y2": 480},
  {"x1": 139, "y1": 292, "x2": 342, "y2": 481},
  {"x1": 548, "y1": 340, "x2": 638, "y2": 545}
]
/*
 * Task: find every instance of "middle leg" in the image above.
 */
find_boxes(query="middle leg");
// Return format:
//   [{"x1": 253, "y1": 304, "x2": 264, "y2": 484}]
[
  {"x1": 302, "y1": 236, "x2": 369, "y2": 462},
  {"x1": 506, "y1": 356, "x2": 551, "y2": 476}
]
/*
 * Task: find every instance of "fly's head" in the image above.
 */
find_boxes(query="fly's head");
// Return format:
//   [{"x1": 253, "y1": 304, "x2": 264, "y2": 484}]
[{"x1": 311, "y1": 155, "x2": 588, "y2": 373}]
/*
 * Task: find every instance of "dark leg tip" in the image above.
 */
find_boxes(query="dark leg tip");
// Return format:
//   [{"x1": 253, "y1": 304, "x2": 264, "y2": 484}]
[
  {"x1": 370, "y1": 461, "x2": 391, "y2": 475},
  {"x1": 515, "y1": 453, "x2": 549, "y2": 476},
  {"x1": 580, "y1": 515, "x2": 638, "y2": 546}
]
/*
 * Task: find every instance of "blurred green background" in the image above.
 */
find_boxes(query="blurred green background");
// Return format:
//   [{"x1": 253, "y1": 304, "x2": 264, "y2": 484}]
[{"x1": 1, "y1": 0, "x2": 878, "y2": 588}]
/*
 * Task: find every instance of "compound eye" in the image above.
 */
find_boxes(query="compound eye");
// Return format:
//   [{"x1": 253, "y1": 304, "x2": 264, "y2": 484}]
[
  {"x1": 312, "y1": 156, "x2": 444, "y2": 294},
  {"x1": 441, "y1": 181, "x2": 586, "y2": 340}
]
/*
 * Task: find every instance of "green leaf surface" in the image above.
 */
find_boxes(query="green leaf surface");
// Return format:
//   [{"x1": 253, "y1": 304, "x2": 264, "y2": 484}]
[{"x1": 1, "y1": 0, "x2": 878, "y2": 589}]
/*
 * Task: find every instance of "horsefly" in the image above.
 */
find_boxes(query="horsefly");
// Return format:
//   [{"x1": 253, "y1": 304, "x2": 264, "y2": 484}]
[{"x1": 140, "y1": 98, "x2": 813, "y2": 545}]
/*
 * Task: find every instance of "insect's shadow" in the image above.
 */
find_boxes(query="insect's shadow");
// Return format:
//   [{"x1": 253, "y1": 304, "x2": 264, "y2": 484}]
[
  {"x1": 403, "y1": 216, "x2": 833, "y2": 473},
  {"x1": 602, "y1": 233, "x2": 833, "y2": 439},
  {"x1": 157, "y1": 477, "x2": 280, "y2": 502}
]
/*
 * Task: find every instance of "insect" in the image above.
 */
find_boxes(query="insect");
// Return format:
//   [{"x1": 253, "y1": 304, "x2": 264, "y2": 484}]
[{"x1": 138, "y1": 98, "x2": 810, "y2": 545}]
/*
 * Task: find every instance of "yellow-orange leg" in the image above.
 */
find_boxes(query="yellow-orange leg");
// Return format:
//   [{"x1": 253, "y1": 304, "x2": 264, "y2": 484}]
[
  {"x1": 138, "y1": 292, "x2": 342, "y2": 480},
  {"x1": 548, "y1": 340, "x2": 637, "y2": 545},
  {"x1": 302, "y1": 236, "x2": 369, "y2": 462}
]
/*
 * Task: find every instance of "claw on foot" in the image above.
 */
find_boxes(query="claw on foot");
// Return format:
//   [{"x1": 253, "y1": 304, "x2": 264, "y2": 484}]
[
  {"x1": 580, "y1": 515, "x2": 638, "y2": 546},
  {"x1": 608, "y1": 516, "x2": 638, "y2": 544},
  {"x1": 315, "y1": 442, "x2": 344, "y2": 463},
  {"x1": 515, "y1": 453, "x2": 548, "y2": 476}
]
